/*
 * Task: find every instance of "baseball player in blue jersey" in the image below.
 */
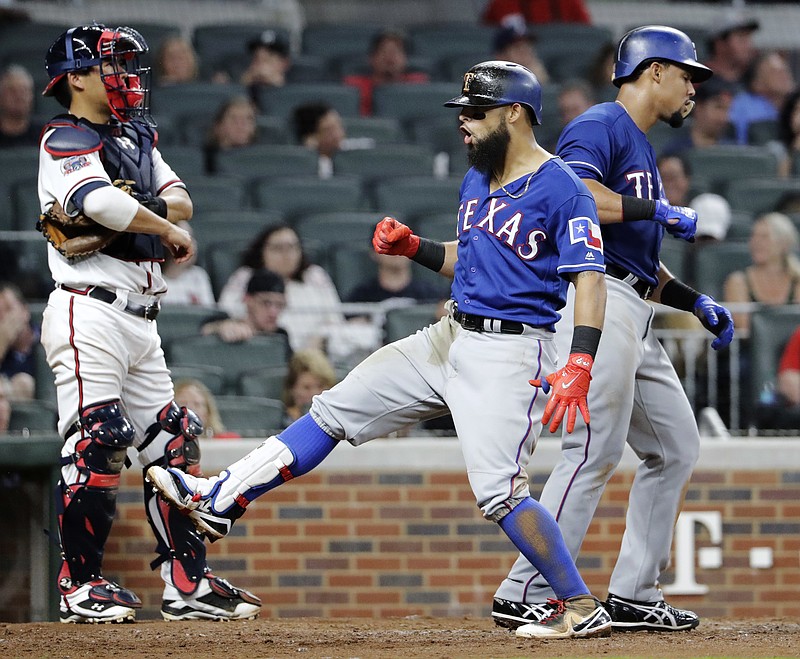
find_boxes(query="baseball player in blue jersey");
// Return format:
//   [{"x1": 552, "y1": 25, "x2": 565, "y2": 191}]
[
  {"x1": 149, "y1": 61, "x2": 614, "y2": 639},
  {"x1": 493, "y1": 26, "x2": 735, "y2": 632},
  {"x1": 38, "y1": 24, "x2": 260, "y2": 623}
]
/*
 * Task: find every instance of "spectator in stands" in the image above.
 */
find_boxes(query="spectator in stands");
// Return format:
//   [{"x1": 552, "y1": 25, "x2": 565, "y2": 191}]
[
  {"x1": 160, "y1": 221, "x2": 215, "y2": 307},
  {"x1": 203, "y1": 95, "x2": 258, "y2": 174},
  {"x1": 174, "y1": 378, "x2": 240, "y2": 439},
  {"x1": 343, "y1": 28, "x2": 429, "y2": 116},
  {"x1": 704, "y1": 10, "x2": 759, "y2": 90},
  {"x1": 0, "y1": 376, "x2": 10, "y2": 434},
  {"x1": 586, "y1": 40, "x2": 616, "y2": 102},
  {"x1": 0, "y1": 64, "x2": 39, "y2": 148},
  {"x1": 0, "y1": 282, "x2": 36, "y2": 401},
  {"x1": 203, "y1": 268, "x2": 289, "y2": 343},
  {"x1": 217, "y1": 224, "x2": 349, "y2": 352},
  {"x1": 774, "y1": 89, "x2": 800, "y2": 178},
  {"x1": 240, "y1": 29, "x2": 291, "y2": 98},
  {"x1": 728, "y1": 51, "x2": 795, "y2": 146},
  {"x1": 778, "y1": 326, "x2": 800, "y2": 407},
  {"x1": 661, "y1": 77, "x2": 736, "y2": 156},
  {"x1": 292, "y1": 102, "x2": 347, "y2": 178},
  {"x1": 724, "y1": 212, "x2": 800, "y2": 332},
  {"x1": 346, "y1": 253, "x2": 443, "y2": 304},
  {"x1": 281, "y1": 349, "x2": 337, "y2": 423},
  {"x1": 154, "y1": 35, "x2": 200, "y2": 86},
  {"x1": 491, "y1": 24, "x2": 549, "y2": 84},
  {"x1": 558, "y1": 79, "x2": 594, "y2": 128},
  {"x1": 481, "y1": 0, "x2": 590, "y2": 27}
]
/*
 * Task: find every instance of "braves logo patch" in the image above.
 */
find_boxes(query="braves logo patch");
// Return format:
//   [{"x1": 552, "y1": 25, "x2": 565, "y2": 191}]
[
  {"x1": 60, "y1": 155, "x2": 90, "y2": 175},
  {"x1": 568, "y1": 216, "x2": 603, "y2": 251}
]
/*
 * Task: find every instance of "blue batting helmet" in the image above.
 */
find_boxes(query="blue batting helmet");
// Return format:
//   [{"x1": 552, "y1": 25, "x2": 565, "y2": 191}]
[
  {"x1": 612, "y1": 25, "x2": 712, "y2": 88},
  {"x1": 444, "y1": 60, "x2": 542, "y2": 125}
]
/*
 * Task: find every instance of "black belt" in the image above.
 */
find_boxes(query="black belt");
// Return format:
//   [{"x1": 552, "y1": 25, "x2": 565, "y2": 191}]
[
  {"x1": 453, "y1": 309, "x2": 531, "y2": 335},
  {"x1": 605, "y1": 264, "x2": 654, "y2": 300},
  {"x1": 60, "y1": 284, "x2": 160, "y2": 320}
]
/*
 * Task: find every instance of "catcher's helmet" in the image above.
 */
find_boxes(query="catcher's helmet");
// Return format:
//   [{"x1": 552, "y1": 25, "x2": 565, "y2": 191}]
[
  {"x1": 44, "y1": 23, "x2": 153, "y2": 124},
  {"x1": 444, "y1": 60, "x2": 542, "y2": 125},
  {"x1": 612, "y1": 25, "x2": 712, "y2": 88}
]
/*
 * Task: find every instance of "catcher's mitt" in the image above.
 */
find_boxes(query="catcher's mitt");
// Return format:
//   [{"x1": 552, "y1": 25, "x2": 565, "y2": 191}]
[{"x1": 37, "y1": 179, "x2": 136, "y2": 259}]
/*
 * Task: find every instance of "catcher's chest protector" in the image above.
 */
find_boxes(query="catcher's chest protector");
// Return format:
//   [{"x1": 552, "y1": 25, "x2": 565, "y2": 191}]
[{"x1": 45, "y1": 114, "x2": 163, "y2": 261}]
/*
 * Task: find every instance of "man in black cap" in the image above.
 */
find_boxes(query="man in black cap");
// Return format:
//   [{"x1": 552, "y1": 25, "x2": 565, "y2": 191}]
[
  {"x1": 704, "y1": 10, "x2": 759, "y2": 89},
  {"x1": 492, "y1": 24, "x2": 550, "y2": 84},
  {"x1": 241, "y1": 29, "x2": 291, "y2": 92}
]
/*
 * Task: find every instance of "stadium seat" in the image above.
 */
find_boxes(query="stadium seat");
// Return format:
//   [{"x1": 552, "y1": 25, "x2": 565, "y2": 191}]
[
  {"x1": 372, "y1": 83, "x2": 455, "y2": 127},
  {"x1": 155, "y1": 145, "x2": 205, "y2": 179},
  {"x1": 302, "y1": 23, "x2": 381, "y2": 60},
  {"x1": 156, "y1": 305, "x2": 217, "y2": 346},
  {"x1": 747, "y1": 119, "x2": 780, "y2": 146},
  {"x1": 215, "y1": 145, "x2": 319, "y2": 180},
  {"x1": 411, "y1": 212, "x2": 458, "y2": 243},
  {"x1": 205, "y1": 240, "x2": 249, "y2": 299},
  {"x1": 408, "y1": 23, "x2": 494, "y2": 63},
  {"x1": 371, "y1": 176, "x2": 461, "y2": 217},
  {"x1": 151, "y1": 83, "x2": 246, "y2": 125},
  {"x1": 237, "y1": 365, "x2": 289, "y2": 399},
  {"x1": 10, "y1": 177, "x2": 39, "y2": 231},
  {"x1": 252, "y1": 175, "x2": 365, "y2": 220},
  {"x1": 724, "y1": 178, "x2": 800, "y2": 216},
  {"x1": 659, "y1": 238, "x2": 689, "y2": 284},
  {"x1": 294, "y1": 211, "x2": 381, "y2": 257},
  {"x1": 191, "y1": 217, "x2": 276, "y2": 261},
  {"x1": 8, "y1": 399, "x2": 58, "y2": 434},
  {"x1": 213, "y1": 395, "x2": 286, "y2": 435},
  {"x1": 169, "y1": 364, "x2": 227, "y2": 396},
  {"x1": 748, "y1": 306, "x2": 800, "y2": 425},
  {"x1": 685, "y1": 146, "x2": 779, "y2": 195},
  {"x1": 333, "y1": 145, "x2": 436, "y2": 184},
  {"x1": 687, "y1": 241, "x2": 751, "y2": 300},
  {"x1": 0, "y1": 230, "x2": 51, "y2": 301},
  {"x1": 33, "y1": 342, "x2": 56, "y2": 403},
  {"x1": 727, "y1": 210, "x2": 755, "y2": 241},
  {"x1": 342, "y1": 116, "x2": 404, "y2": 144},
  {"x1": 178, "y1": 174, "x2": 248, "y2": 213},
  {"x1": 255, "y1": 83, "x2": 361, "y2": 119},
  {"x1": 384, "y1": 303, "x2": 442, "y2": 344},
  {"x1": 327, "y1": 246, "x2": 378, "y2": 301},
  {"x1": 167, "y1": 334, "x2": 291, "y2": 393},
  {"x1": 408, "y1": 115, "x2": 468, "y2": 177}
]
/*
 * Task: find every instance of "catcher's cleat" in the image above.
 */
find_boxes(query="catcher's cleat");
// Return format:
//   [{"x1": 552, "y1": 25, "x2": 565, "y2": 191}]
[
  {"x1": 604, "y1": 593, "x2": 700, "y2": 632},
  {"x1": 59, "y1": 578, "x2": 141, "y2": 624},
  {"x1": 162, "y1": 573, "x2": 261, "y2": 621},
  {"x1": 147, "y1": 466, "x2": 245, "y2": 539},
  {"x1": 491, "y1": 597, "x2": 558, "y2": 629},
  {"x1": 515, "y1": 595, "x2": 612, "y2": 639}
]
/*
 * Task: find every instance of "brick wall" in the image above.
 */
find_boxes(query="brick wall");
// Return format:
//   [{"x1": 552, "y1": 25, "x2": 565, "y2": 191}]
[{"x1": 101, "y1": 438, "x2": 800, "y2": 621}]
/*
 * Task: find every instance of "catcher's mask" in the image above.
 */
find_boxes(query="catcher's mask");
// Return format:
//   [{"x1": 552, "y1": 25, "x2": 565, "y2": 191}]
[
  {"x1": 444, "y1": 60, "x2": 542, "y2": 126},
  {"x1": 44, "y1": 23, "x2": 153, "y2": 124},
  {"x1": 612, "y1": 25, "x2": 712, "y2": 88}
]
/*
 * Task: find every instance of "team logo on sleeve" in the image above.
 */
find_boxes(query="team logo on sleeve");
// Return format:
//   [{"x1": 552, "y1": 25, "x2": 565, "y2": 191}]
[
  {"x1": 60, "y1": 155, "x2": 90, "y2": 175},
  {"x1": 568, "y1": 216, "x2": 603, "y2": 251}
]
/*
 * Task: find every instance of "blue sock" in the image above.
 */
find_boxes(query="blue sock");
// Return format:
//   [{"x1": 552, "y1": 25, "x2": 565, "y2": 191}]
[
  {"x1": 498, "y1": 497, "x2": 588, "y2": 601},
  {"x1": 244, "y1": 413, "x2": 338, "y2": 500}
]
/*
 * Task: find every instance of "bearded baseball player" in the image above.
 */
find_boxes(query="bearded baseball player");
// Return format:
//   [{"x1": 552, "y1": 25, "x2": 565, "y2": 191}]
[
  {"x1": 492, "y1": 26, "x2": 735, "y2": 632},
  {"x1": 38, "y1": 24, "x2": 261, "y2": 623},
  {"x1": 149, "y1": 61, "x2": 615, "y2": 639}
]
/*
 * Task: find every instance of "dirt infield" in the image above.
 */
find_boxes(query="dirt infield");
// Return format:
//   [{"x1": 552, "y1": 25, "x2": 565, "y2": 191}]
[{"x1": 2, "y1": 617, "x2": 799, "y2": 659}]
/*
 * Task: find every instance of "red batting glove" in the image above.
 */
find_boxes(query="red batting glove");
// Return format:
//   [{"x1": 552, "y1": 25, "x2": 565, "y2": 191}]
[
  {"x1": 529, "y1": 353, "x2": 594, "y2": 434},
  {"x1": 372, "y1": 217, "x2": 420, "y2": 258}
]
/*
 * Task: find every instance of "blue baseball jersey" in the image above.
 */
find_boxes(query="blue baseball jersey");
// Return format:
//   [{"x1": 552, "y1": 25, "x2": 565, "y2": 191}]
[
  {"x1": 556, "y1": 102, "x2": 664, "y2": 287},
  {"x1": 451, "y1": 158, "x2": 605, "y2": 331}
]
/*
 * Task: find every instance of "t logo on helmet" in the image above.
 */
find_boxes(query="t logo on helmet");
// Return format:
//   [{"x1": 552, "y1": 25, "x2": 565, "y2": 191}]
[{"x1": 462, "y1": 72, "x2": 475, "y2": 94}]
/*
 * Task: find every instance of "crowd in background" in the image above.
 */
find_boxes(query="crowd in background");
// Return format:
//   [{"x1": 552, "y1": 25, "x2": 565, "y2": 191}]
[{"x1": 2, "y1": 1, "x2": 800, "y2": 436}]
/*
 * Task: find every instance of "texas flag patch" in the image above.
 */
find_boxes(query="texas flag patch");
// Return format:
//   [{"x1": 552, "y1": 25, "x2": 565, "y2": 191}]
[{"x1": 568, "y1": 216, "x2": 603, "y2": 251}]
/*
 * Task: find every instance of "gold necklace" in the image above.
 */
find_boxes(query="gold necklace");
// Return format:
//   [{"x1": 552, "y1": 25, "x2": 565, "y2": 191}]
[{"x1": 496, "y1": 171, "x2": 536, "y2": 199}]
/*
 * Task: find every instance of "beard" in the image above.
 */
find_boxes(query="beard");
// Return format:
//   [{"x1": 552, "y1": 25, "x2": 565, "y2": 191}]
[
  {"x1": 664, "y1": 99, "x2": 696, "y2": 128},
  {"x1": 467, "y1": 120, "x2": 511, "y2": 174}
]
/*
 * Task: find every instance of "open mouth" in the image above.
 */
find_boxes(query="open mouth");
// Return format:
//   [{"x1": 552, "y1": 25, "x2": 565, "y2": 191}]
[{"x1": 460, "y1": 124, "x2": 473, "y2": 145}]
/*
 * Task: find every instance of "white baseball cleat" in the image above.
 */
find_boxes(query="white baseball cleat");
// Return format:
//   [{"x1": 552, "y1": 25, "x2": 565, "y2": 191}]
[
  {"x1": 161, "y1": 573, "x2": 261, "y2": 621},
  {"x1": 515, "y1": 595, "x2": 612, "y2": 639},
  {"x1": 59, "y1": 578, "x2": 141, "y2": 624}
]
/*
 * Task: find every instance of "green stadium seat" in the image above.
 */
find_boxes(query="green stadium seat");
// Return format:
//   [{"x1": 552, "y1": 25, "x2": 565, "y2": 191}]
[
  {"x1": 384, "y1": 303, "x2": 442, "y2": 344},
  {"x1": 215, "y1": 145, "x2": 319, "y2": 180},
  {"x1": 688, "y1": 241, "x2": 751, "y2": 300},
  {"x1": 8, "y1": 399, "x2": 58, "y2": 434},
  {"x1": 372, "y1": 83, "x2": 455, "y2": 127},
  {"x1": 252, "y1": 175, "x2": 365, "y2": 220},
  {"x1": 156, "y1": 305, "x2": 217, "y2": 346},
  {"x1": 333, "y1": 145, "x2": 436, "y2": 184},
  {"x1": 371, "y1": 176, "x2": 461, "y2": 217},
  {"x1": 151, "y1": 83, "x2": 245, "y2": 125},
  {"x1": 192, "y1": 24, "x2": 291, "y2": 77},
  {"x1": 180, "y1": 175, "x2": 248, "y2": 213},
  {"x1": 408, "y1": 23, "x2": 494, "y2": 62},
  {"x1": 213, "y1": 395, "x2": 285, "y2": 435},
  {"x1": 342, "y1": 116, "x2": 404, "y2": 144},
  {"x1": 255, "y1": 83, "x2": 361, "y2": 119},
  {"x1": 685, "y1": 146, "x2": 779, "y2": 195},
  {"x1": 167, "y1": 334, "x2": 291, "y2": 394},
  {"x1": 169, "y1": 364, "x2": 227, "y2": 396},
  {"x1": 205, "y1": 241, "x2": 248, "y2": 300},
  {"x1": 237, "y1": 365, "x2": 289, "y2": 398},
  {"x1": 724, "y1": 178, "x2": 800, "y2": 216},
  {"x1": 302, "y1": 23, "x2": 381, "y2": 59}
]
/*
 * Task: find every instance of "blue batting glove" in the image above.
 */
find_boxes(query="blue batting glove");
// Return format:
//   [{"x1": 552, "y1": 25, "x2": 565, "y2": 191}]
[
  {"x1": 653, "y1": 199, "x2": 697, "y2": 242},
  {"x1": 694, "y1": 294, "x2": 734, "y2": 350}
]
